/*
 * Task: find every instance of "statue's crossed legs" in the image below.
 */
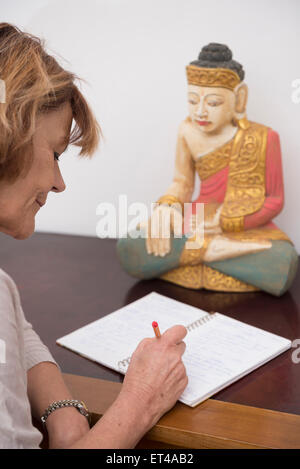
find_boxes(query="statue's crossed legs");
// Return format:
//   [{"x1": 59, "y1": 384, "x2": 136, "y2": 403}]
[{"x1": 116, "y1": 229, "x2": 298, "y2": 296}]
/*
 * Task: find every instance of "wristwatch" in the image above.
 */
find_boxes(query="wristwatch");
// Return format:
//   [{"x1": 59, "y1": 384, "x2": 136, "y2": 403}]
[{"x1": 41, "y1": 399, "x2": 90, "y2": 425}]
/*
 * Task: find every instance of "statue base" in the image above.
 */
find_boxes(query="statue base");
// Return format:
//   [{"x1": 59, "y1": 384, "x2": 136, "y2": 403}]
[{"x1": 160, "y1": 264, "x2": 259, "y2": 292}]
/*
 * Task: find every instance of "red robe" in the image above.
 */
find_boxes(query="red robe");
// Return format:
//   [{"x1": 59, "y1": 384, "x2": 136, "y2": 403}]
[{"x1": 185, "y1": 129, "x2": 285, "y2": 235}]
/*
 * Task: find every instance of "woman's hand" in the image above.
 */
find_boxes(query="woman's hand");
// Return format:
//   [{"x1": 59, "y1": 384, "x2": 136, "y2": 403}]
[
  {"x1": 67, "y1": 325, "x2": 188, "y2": 449},
  {"x1": 120, "y1": 325, "x2": 188, "y2": 430}
]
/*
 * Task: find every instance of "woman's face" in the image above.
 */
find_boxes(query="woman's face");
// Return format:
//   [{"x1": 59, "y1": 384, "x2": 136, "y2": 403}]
[
  {"x1": 0, "y1": 102, "x2": 73, "y2": 239},
  {"x1": 188, "y1": 84, "x2": 235, "y2": 134}
]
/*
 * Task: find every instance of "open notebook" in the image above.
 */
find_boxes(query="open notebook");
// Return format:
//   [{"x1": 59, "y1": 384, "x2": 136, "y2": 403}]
[{"x1": 56, "y1": 292, "x2": 291, "y2": 407}]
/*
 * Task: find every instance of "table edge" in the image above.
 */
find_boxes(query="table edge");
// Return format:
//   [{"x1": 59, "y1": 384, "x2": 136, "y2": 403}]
[{"x1": 63, "y1": 373, "x2": 300, "y2": 449}]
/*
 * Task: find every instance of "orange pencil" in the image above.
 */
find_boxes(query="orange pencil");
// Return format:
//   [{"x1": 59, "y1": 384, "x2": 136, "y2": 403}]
[{"x1": 152, "y1": 321, "x2": 161, "y2": 338}]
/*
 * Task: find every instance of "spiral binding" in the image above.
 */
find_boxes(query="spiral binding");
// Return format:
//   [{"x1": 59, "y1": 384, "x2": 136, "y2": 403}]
[
  {"x1": 118, "y1": 356, "x2": 131, "y2": 372},
  {"x1": 186, "y1": 312, "x2": 216, "y2": 333}
]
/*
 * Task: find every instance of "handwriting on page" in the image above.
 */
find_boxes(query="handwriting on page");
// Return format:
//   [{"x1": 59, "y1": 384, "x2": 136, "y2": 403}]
[
  {"x1": 58, "y1": 292, "x2": 208, "y2": 372},
  {"x1": 118, "y1": 313, "x2": 214, "y2": 372},
  {"x1": 180, "y1": 313, "x2": 287, "y2": 402},
  {"x1": 57, "y1": 292, "x2": 291, "y2": 407}
]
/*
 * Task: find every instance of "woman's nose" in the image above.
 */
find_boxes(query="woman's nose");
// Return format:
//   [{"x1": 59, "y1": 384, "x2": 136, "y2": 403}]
[{"x1": 51, "y1": 163, "x2": 66, "y2": 193}]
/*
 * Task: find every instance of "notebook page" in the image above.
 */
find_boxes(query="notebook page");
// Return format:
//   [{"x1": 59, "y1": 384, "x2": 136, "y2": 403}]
[
  {"x1": 180, "y1": 313, "x2": 291, "y2": 406},
  {"x1": 57, "y1": 292, "x2": 291, "y2": 407},
  {"x1": 57, "y1": 292, "x2": 208, "y2": 375}
]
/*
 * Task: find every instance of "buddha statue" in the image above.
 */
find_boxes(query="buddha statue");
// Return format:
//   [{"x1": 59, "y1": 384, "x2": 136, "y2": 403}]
[{"x1": 117, "y1": 43, "x2": 298, "y2": 296}]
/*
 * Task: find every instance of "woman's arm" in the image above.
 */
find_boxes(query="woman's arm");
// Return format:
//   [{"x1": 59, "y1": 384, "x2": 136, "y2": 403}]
[
  {"x1": 68, "y1": 386, "x2": 151, "y2": 449},
  {"x1": 69, "y1": 325, "x2": 187, "y2": 449},
  {"x1": 27, "y1": 362, "x2": 90, "y2": 449},
  {"x1": 28, "y1": 360, "x2": 149, "y2": 449},
  {"x1": 27, "y1": 325, "x2": 187, "y2": 449}
]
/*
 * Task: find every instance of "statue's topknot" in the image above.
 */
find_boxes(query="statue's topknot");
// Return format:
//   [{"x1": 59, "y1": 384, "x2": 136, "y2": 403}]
[{"x1": 190, "y1": 43, "x2": 245, "y2": 81}]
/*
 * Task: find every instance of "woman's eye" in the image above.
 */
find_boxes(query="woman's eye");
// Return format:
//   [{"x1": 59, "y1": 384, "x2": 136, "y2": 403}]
[{"x1": 54, "y1": 152, "x2": 60, "y2": 161}]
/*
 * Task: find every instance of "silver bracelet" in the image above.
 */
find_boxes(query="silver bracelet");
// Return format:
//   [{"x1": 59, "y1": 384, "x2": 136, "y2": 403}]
[{"x1": 41, "y1": 399, "x2": 90, "y2": 425}]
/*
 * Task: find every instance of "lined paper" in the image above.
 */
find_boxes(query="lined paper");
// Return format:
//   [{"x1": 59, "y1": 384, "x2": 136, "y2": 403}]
[{"x1": 57, "y1": 292, "x2": 291, "y2": 407}]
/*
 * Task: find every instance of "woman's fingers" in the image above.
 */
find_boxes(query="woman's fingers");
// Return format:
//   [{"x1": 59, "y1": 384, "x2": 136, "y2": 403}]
[
  {"x1": 162, "y1": 325, "x2": 187, "y2": 345},
  {"x1": 176, "y1": 340, "x2": 186, "y2": 356},
  {"x1": 122, "y1": 322, "x2": 189, "y2": 428}
]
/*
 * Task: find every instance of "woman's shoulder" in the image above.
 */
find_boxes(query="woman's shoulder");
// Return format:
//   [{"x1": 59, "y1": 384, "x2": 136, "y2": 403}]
[
  {"x1": 0, "y1": 268, "x2": 20, "y2": 312},
  {"x1": 0, "y1": 267, "x2": 17, "y2": 290}
]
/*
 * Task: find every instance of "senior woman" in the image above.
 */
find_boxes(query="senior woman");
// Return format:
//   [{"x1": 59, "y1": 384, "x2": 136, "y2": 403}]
[{"x1": 0, "y1": 23, "x2": 188, "y2": 449}]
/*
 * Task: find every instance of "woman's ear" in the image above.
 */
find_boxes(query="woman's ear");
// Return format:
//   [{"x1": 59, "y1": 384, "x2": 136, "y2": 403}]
[{"x1": 235, "y1": 83, "x2": 248, "y2": 114}]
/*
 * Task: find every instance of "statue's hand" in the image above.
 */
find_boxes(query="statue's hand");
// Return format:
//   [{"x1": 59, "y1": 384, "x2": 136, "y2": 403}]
[
  {"x1": 204, "y1": 203, "x2": 223, "y2": 228},
  {"x1": 189, "y1": 203, "x2": 223, "y2": 236},
  {"x1": 203, "y1": 203, "x2": 223, "y2": 234},
  {"x1": 145, "y1": 205, "x2": 177, "y2": 257}
]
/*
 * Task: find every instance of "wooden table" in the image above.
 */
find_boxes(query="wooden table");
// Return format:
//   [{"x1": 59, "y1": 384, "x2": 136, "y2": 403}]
[{"x1": 2, "y1": 231, "x2": 300, "y2": 448}]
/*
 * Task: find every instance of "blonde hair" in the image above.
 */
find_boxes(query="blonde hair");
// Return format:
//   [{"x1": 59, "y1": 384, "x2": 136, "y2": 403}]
[{"x1": 0, "y1": 23, "x2": 101, "y2": 182}]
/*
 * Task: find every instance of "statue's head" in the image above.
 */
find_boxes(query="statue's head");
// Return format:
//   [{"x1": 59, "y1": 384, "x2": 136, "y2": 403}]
[{"x1": 186, "y1": 43, "x2": 248, "y2": 133}]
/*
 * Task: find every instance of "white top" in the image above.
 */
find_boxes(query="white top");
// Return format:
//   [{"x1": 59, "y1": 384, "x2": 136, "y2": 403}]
[{"x1": 0, "y1": 268, "x2": 57, "y2": 449}]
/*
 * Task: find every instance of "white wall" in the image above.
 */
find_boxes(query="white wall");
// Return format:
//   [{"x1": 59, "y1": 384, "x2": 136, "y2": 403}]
[{"x1": 2, "y1": 0, "x2": 300, "y2": 249}]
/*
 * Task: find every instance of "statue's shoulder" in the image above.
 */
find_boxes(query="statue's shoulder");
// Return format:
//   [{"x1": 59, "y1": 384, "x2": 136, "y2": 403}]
[
  {"x1": 247, "y1": 120, "x2": 273, "y2": 133},
  {"x1": 178, "y1": 117, "x2": 193, "y2": 137},
  {"x1": 247, "y1": 120, "x2": 280, "y2": 143}
]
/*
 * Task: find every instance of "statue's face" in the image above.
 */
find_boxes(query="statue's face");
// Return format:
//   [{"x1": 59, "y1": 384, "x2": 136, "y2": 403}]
[{"x1": 187, "y1": 85, "x2": 236, "y2": 134}]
